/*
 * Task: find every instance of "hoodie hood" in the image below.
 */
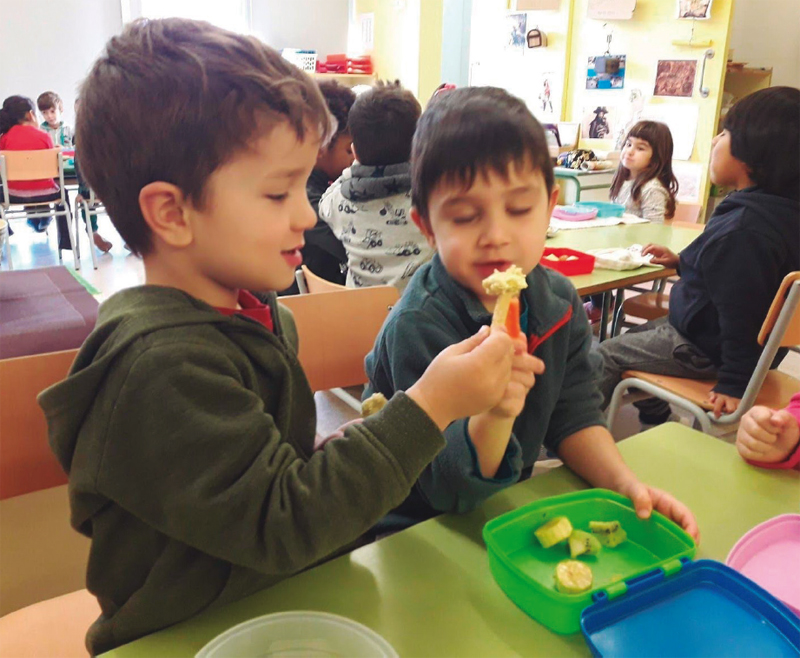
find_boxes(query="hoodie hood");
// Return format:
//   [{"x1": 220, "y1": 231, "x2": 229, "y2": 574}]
[
  {"x1": 710, "y1": 188, "x2": 799, "y2": 241},
  {"x1": 38, "y1": 286, "x2": 284, "y2": 476},
  {"x1": 340, "y1": 162, "x2": 411, "y2": 202}
]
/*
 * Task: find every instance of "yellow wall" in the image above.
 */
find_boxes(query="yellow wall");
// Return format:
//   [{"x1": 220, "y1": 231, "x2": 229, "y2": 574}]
[
  {"x1": 565, "y1": 0, "x2": 735, "y2": 202},
  {"x1": 354, "y1": 0, "x2": 444, "y2": 101}
]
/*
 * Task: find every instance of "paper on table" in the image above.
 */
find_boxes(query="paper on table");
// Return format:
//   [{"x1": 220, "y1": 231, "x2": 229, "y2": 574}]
[
  {"x1": 549, "y1": 213, "x2": 649, "y2": 230},
  {"x1": 587, "y1": 244, "x2": 662, "y2": 270}
]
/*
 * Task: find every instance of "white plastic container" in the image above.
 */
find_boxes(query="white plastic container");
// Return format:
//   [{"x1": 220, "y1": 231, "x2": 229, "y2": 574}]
[{"x1": 196, "y1": 611, "x2": 398, "y2": 658}]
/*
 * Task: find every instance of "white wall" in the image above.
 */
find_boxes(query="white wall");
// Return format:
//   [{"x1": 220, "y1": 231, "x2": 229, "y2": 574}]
[
  {"x1": 0, "y1": 0, "x2": 123, "y2": 128},
  {"x1": 251, "y1": 0, "x2": 349, "y2": 56},
  {"x1": 729, "y1": 0, "x2": 800, "y2": 87},
  {"x1": 0, "y1": 0, "x2": 350, "y2": 130}
]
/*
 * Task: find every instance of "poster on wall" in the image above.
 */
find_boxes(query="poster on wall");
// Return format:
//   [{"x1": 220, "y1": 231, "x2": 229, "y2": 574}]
[
  {"x1": 677, "y1": 0, "x2": 713, "y2": 19},
  {"x1": 588, "y1": 0, "x2": 636, "y2": 20},
  {"x1": 535, "y1": 72, "x2": 560, "y2": 122},
  {"x1": 505, "y1": 13, "x2": 528, "y2": 51},
  {"x1": 586, "y1": 55, "x2": 626, "y2": 89},
  {"x1": 581, "y1": 105, "x2": 618, "y2": 139},
  {"x1": 672, "y1": 161, "x2": 704, "y2": 202},
  {"x1": 517, "y1": 0, "x2": 561, "y2": 9},
  {"x1": 654, "y1": 60, "x2": 697, "y2": 97}
]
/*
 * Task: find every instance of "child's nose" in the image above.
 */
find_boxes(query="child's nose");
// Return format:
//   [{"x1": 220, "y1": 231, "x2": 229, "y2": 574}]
[
  {"x1": 294, "y1": 197, "x2": 317, "y2": 232},
  {"x1": 480, "y1": 215, "x2": 511, "y2": 246}
]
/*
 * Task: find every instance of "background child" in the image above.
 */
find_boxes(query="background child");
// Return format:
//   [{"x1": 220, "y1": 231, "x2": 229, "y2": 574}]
[
  {"x1": 365, "y1": 86, "x2": 699, "y2": 540},
  {"x1": 37, "y1": 91, "x2": 73, "y2": 147},
  {"x1": 736, "y1": 393, "x2": 800, "y2": 469},
  {"x1": 609, "y1": 120, "x2": 678, "y2": 223},
  {"x1": 0, "y1": 95, "x2": 69, "y2": 245},
  {"x1": 585, "y1": 120, "x2": 679, "y2": 321},
  {"x1": 598, "y1": 87, "x2": 800, "y2": 425},
  {"x1": 319, "y1": 81, "x2": 434, "y2": 291},
  {"x1": 300, "y1": 80, "x2": 355, "y2": 287},
  {"x1": 38, "y1": 19, "x2": 518, "y2": 653}
]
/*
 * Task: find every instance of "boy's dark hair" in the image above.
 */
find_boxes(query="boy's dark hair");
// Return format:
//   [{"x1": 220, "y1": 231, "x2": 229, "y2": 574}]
[
  {"x1": 724, "y1": 86, "x2": 800, "y2": 201},
  {"x1": 76, "y1": 18, "x2": 332, "y2": 255},
  {"x1": 317, "y1": 80, "x2": 356, "y2": 140},
  {"x1": 347, "y1": 81, "x2": 421, "y2": 166},
  {"x1": 411, "y1": 86, "x2": 554, "y2": 220},
  {"x1": 0, "y1": 95, "x2": 35, "y2": 136},
  {"x1": 37, "y1": 91, "x2": 63, "y2": 113},
  {"x1": 610, "y1": 120, "x2": 679, "y2": 219}
]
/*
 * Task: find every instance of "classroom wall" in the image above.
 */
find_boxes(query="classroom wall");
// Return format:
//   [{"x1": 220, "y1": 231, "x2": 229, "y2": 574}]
[
  {"x1": 729, "y1": 0, "x2": 800, "y2": 87},
  {"x1": 0, "y1": 0, "x2": 350, "y2": 129}
]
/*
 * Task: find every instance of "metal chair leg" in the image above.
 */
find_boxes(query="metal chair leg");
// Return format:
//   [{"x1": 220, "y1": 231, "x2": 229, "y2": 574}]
[{"x1": 80, "y1": 199, "x2": 98, "y2": 270}]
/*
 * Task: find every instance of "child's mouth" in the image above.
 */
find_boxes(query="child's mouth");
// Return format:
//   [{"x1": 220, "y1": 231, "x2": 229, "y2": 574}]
[
  {"x1": 281, "y1": 248, "x2": 303, "y2": 268},
  {"x1": 475, "y1": 261, "x2": 511, "y2": 279}
]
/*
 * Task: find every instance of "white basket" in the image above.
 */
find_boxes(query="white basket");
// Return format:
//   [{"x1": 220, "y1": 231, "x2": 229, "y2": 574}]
[{"x1": 281, "y1": 48, "x2": 318, "y2": 73}]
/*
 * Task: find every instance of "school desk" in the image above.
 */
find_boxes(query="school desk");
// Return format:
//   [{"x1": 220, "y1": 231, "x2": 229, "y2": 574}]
[
  {"x1": 101, "y1": 424, "x2": 798, "y2": 658},
  {"x1": 554, "y1": 167, "x2": 616, "y2": 205},
  {"x1": 548, "y1": 221, "x2": 702, "y2": 339}
]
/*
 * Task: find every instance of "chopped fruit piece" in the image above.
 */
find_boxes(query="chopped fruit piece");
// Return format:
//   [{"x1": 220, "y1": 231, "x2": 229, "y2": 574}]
[
  {"x1": 568, "y1": 530, "x2": 602, "y2": 558},
  {"x1": 554, "y1": 560, "x2": 593, "y2": 594},
  {"x1": 534, "y1": 516, "x2": 573, "y2": 549}
]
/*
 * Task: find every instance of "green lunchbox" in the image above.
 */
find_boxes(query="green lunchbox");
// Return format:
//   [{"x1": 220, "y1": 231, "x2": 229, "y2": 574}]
[{"x1": 482, "y1": 489, "x2": 696, "y2": 634}]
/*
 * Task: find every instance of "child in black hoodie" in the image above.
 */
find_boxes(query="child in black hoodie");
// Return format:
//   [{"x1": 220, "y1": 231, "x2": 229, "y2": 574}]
[{"x1": 598, "y1": 86, "x2": 800, "y2": 424}]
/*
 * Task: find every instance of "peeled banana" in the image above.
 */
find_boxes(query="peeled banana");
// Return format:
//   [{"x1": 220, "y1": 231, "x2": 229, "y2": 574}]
[
  {"x1": 554, "y1": 559, "x2": 593, "y2": 594},
  {"x1": 534, "y1": 516, "x2": 574, "y2": 549}
]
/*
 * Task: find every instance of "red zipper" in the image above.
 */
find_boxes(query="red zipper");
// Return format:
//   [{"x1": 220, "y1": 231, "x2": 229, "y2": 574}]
[{"x1": 528, "y1": 305, "x2": 573, "y2": 353}]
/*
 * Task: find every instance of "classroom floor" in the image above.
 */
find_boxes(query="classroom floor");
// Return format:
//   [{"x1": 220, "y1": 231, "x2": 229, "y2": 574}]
[{"x1": 6, "y1": 213, "x2": 800, "y2": 449}]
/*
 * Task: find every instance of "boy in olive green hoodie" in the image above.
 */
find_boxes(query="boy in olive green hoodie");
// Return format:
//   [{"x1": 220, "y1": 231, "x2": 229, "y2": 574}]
[{"x1": 37, "y1": 19, "x2": 528, "y2": 654}]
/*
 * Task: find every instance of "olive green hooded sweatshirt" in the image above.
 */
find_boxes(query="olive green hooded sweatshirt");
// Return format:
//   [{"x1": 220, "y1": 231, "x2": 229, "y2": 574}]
[{"x1": 38, "y1": 286, "x2": 444, "y2": 654}]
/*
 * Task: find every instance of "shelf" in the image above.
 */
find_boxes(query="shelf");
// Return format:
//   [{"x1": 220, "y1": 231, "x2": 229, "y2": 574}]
[{"x1": 312, "y1": 73, "x2": 375, "y2": 80}]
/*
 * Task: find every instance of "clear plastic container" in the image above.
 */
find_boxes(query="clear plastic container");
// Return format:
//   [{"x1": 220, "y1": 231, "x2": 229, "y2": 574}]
[{"x1": 196, "y1": 611, "x2": 398, "y2": 658}]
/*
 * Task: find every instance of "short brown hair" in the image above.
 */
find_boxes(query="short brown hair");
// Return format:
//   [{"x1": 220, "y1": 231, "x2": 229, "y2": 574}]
[
  {"x1": 76, "y1": 18, "x2": 332, "y2": 255},
  {"x1": 347, "y1": 81, "x2": 421, "y2": 166},
  {"x1": 37, "y1": 91, "x2": 62, "y2": 113},
  {"x1": 317, "y1": 80, "x2": 356, "y2": 139},
  {"x1": 412, "y1": 87, "x2": 554, "y2": 221}
]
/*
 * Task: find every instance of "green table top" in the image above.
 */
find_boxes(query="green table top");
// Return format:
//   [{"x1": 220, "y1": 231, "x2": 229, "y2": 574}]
[
  {"x1": 103, "y1": 424, "x2": 799, "y2": 657},
  {"x1": 547, "y1": 222, "x2": 701, "y2": 295}
]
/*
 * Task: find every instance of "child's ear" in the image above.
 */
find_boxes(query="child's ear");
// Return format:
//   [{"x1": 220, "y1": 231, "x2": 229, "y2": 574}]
[
  {"x1": 411, "y1": 207, "x2": 436, "y2": 248},
  {"x1": 138, "y1": 182, "x2": 194, "y2": 249},
  {"x1": 548, "y1": 185, "x2": 560, "y2": 216}
]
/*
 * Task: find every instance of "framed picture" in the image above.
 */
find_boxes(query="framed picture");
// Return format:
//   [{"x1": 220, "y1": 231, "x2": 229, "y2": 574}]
[
  {"x1": 677, "y1": 0, "x2": 713, "y2": 19},
  {"x1": 505, "y1": 13, "x2": 527, "y2": 51},
  {"x1": 654, "y1": 60, "x2": 697, "y2": 97},
  {"x1": 586, "y1": 55, "x2": 626, "y2": 90},
  {"x1": 581, "y1": 105, "x2": 618, "y2": 140}
]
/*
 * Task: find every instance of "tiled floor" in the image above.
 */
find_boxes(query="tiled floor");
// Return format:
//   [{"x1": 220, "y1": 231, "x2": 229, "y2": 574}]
[{"x1": 5, "y1": 212, "x2": 799, "y2": 448}]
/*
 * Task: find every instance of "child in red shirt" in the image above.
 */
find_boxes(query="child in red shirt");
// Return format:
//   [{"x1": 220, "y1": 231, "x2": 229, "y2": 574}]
[{"x1": 0, "y1": 95, "x2": 66, "y2": 238}]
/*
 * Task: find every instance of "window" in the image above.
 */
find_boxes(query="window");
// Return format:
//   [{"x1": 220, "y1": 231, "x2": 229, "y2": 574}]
[{"x1": 122, "y1": 0, "x2": 251, "y2": 34}]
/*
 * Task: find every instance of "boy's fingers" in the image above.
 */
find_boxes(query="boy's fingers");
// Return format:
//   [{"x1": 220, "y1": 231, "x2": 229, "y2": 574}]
[
  {"x1": 450, "y1": 325, "x2": 490, "y2": 354},
  {"x1": 771, "y1": 409, "x2": 793, "y2": 428},
  {"x1": 514, "y1": 353, "x2": 546, "y2": 375}
]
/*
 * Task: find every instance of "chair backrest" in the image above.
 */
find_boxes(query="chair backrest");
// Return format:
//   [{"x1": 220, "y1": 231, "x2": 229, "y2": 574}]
[
  {"x1": 279, "y1": 286, "x2": 399, "y2": 391},
  {"x1": 758, "y1": 271, "x2": 800, "y2": 347},
  {"x1": 0, "y1": 148, "x2": 61, "y2": 181},
  {"x1": 0, "y1": 349, "x2": 76, "y2": 500},
  {"x1": 300, "y1": 265, "x2": 348, "y2": 294},
  {"x1": 671, "y1": 202, "x2": 702, "y2": 224}
]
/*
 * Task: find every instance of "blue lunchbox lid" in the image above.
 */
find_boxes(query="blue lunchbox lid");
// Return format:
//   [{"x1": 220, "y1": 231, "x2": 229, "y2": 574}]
[{"x1": 581, "y1": 558, "x2": 800, "y2": 657}]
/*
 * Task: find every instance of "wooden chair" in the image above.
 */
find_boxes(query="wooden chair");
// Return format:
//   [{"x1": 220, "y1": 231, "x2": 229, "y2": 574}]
[
  {"x1": 0, "y1": 349, "x2": 76, "y2": 500},
  {"x1": 610, "y1": 209, "x2": 704, "y2": 337},
  {"x1": 607, "y1": 272, "x2": 800, "y2": 434},
  {"x1": 0, "y1": 150, "x2": 78, "y2": 270},
  {"x1": 279, "y1": 285, "x2": 399, "y2": 393},
  {"x1": 295, "y1": 264, "x2": 348, "y2": 294},
  {"x1": 0, "y1": 589, "x2": 100, "y2": 657}
]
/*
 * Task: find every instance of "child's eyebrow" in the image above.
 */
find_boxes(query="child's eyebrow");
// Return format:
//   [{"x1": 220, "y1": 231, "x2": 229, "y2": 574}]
[{"x1": 262, "y1": 167, "x2": 307, "y2": 180}]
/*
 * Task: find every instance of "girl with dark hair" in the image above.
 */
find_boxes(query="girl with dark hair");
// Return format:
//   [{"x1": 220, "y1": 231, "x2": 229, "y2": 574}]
[
  {"x1": 0, "y1": 95, "x2": 63, "y2": 234},
  {"x1": 609, "y1": 120, "x2": 679, "y2": 222}
]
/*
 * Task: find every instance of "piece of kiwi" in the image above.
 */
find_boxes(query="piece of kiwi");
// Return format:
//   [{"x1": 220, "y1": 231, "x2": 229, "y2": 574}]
[
  {"x1": 568, "y1": 529, "x2": 603, "y2": 558},
  {"x1": 589, "y1": 520, "x2": 628, "y2": 548}
]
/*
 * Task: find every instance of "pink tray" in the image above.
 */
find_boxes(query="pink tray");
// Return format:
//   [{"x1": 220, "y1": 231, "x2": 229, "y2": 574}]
[
  {"x1": 551, "y1": 206, "x2": 598, "y2": 222},
  {"x1": 726, "y1": 514, "x2": 800, "y2": 617}
]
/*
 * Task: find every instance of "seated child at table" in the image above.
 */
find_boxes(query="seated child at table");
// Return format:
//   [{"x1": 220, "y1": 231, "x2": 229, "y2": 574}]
[
  {"x1": 0, "y1": 94, "x2": 70, "y2": 245},
  {"x1": 736, "y1": 393, "x2": 800, "y2": 470},
  {"x1": 37, "y1": 19, "x2": 519, "y2": 654},
  {"x1": 319, "y1": 82, "x2": 434, "y2": 292},
  {"x1": 364, "y1": 86, "x2": 699, "y2": 539},
  {"x1": 585, "y1": 120, "x2": 679, "y2": 321},
  {"x1": 37, "y1": 91, "x2": 73, "y2": 147},
  {"x1": 597, "y1": 87, "x2": 800, "y2": 426}
]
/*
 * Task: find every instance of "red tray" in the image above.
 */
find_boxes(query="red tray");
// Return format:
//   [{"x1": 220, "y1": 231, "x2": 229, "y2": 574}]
[{"x1": 540, "y1": 247, "x2": 595, "y2": 276}]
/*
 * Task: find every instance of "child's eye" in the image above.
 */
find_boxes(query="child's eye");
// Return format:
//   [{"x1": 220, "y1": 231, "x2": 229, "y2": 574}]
[
  {"x1": 508, "y1": 207, "x2": 532, "y2": 216},
  {"x1": 266, "y1": 193, "x2": 288, "y2": 202},
  {"x1": 452, "y1": 215, "x2": 477, "y2": 225}
]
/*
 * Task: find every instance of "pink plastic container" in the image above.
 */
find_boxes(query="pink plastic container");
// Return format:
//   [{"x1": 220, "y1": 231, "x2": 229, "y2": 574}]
[{"x1": 726, "y1": 514, "x2": 800, "y2": 617}]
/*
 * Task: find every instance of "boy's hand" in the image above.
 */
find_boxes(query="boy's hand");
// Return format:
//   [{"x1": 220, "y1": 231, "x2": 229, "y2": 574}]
[
  {"x1": 707, "y1": 391, "x2": 740, "y2": 417},
  {"x1": 736, "y1": 405, "x2": 800, "y2": 463},
  {"x1": 407, "y1": 326, "x2": 515, "y2": 431},
  {"x1": 616, "y1": 479, "x2": 700, "y2": 543},
  {"x1": 642, "y1": 244, "x2": 679, "y2": 269},
  {"x1": 486, "y1": 335, "x2": 545, "y2": 419}
]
